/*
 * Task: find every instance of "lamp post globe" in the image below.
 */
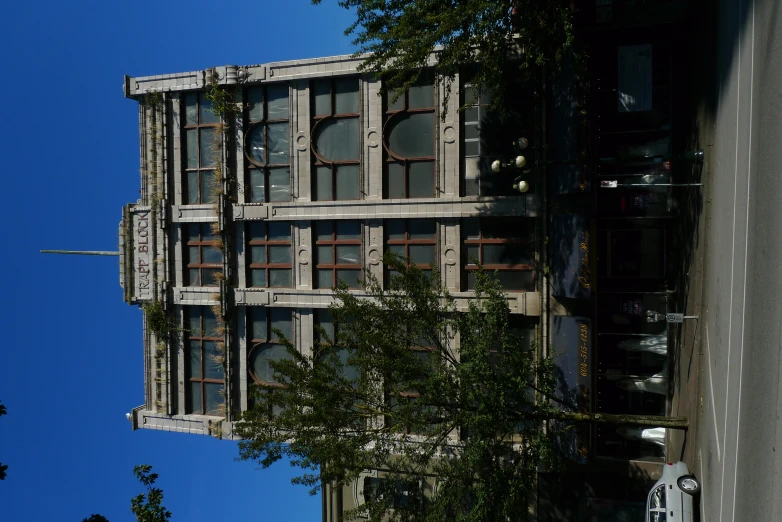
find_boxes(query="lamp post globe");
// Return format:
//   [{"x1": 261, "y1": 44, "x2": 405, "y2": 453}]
[
  {"x1": 515, "y1": 155, "x2": 527, "y2": 168},
  {"x1": 515, "y1": 180, "x2": 529, "y2": 193},
  {"x1": 491, "y1": 160, "x2": 502, "y2": 173},
  {"x1": 516, "y1": 137, "x2": 529, "y2": 149}
]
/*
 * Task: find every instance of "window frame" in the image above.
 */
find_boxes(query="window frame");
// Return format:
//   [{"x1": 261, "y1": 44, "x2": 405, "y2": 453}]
[
  {"x1": 185, "y1": 307, "x2": 224, "y2": 415},
  {"x1": 382, "y1": 76, "x2": 437, "y2": 199},
  {"x1": 244, "y1": 83, "x2": 292, "y2": 203},
  {"x1": 247, "y1": 221, "x2": 293, "y2": 288},
  {"x1": 185, "y1": 223, "x2": 223, "y2": 287},
  {"x1": 462, "y1": 218, "x2": 535, "y2": 291},
  {"x1": 311, "y1": 77, "x2": 362, "y2": 201},
  {"x1": 384, "y1": 219, "x2": 438, "y2": 282},
  {"x1": 183, "y1": 92, "x2": 220, "y2": 204},
  {"x1": 314, "y1": 220, "x2": 363, "y2": 289}
]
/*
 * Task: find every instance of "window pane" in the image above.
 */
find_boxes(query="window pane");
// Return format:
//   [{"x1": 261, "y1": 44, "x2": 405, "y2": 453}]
[
  {"x1": 314, "y1": 118, "x2": 359, "y2": 161},
  {"x1": 269, "y1": 269, "x2": 292, "y2": 287},
  {"x1": 187, "y1": 308, "x2": 202, "y2": 334},
  {"x1": 188, "y1": 381, "x2": 202, "y2": 414},
  {"x1": 386, "y1": 220, "x2": 406, "y2": 240},
  {"x1": 337, "y1": 270, "x2": 361, "y2": 288},
  {"x1": 336, "y1": 220, "x2": 360, "y2": 240},
  {"x1": 248, "y1": 126, "x2": 265, "y2": 164},
  {"x1": 317, "y1": 245, "x2": 333, "y2": 264},
  {"x1": 317, "y1": 269, "x2": 333, "y2": 289},
  {"x1": 184, "y1": 93, "x2": 198, "y2": 125},
  {"x1": 464, "y1": 174, "x2": 480, "y2": 195},
  {"x1": 188, "y1": 340, "x2": 202, "y2": 378},
  {"x1": 336, "y1": 165, "x2": 360, "y2": 200},
  {"x1": 464, "y1": 140, "x2": 480, "y2": 157},
  {"x1": 409, "y1": 245, "x2": 435, "y2": 265},
  {"x1": 465, "y1": 245, "x2": 479, "y2": 263},
  {"x1": 269, "y1": 245, "x2": 291, "y2": 264},
  {"x1": 202, "y1": 247, "x2": 222, "y2": 264},
  {"x1": 464, "y1": 124, "x2": 480, "y2": 140},
  {"x1": 314, "y1": 309, "x2": 334, "y2": 341},
  {"x1": 409, "y1": 219, "x2": 436, "y2": 239},
  {"x1": 200, "y1": 128, "x2": 217, "y2": 167},
  {"x1": 204, "y1": 341, "x2": 224, "y2": 379},
  {"x1": 387, "y1": 162, "x2": 405, "y2": 198},
  {"x1": 202, "y1": 269, "x2": 220, "y2": 286},
  {"x1": 250, "y1": 307, "x2": 267, "y2": 340},
  {"x1": 188, "y1": 268, "x2": 201, "y2": 286},
  {"x1": 199, "y1": 98, "x2": 218, "y2": 125},
  {"x1": 316, "y1": 221, "x2": 334, "y2": 241},
  {"x1": 251, "y1": 269, "x2": 266, "y2": 287},
  {"x1": 201, "y1": 223, "x2": 218, "y2": 241},
  {"x1": 494, "y1": 270, "x2": 535, "y2": 291},
  {"x1": 315, "y1": 165, "x2": 333, "y2": 201},
  {"x1": 186, "y1": 129, "x2": 198, "y2": 169},
  {"x1": 249, "y1": 221, "x2": 266, "y2": 240},
  {"x1": 250, "y1": 344, "x2": 291, "y2": 384},
  {"x1": 267, "y1": 123, "x2": 290, "y2": 164},
  {"x1": 387, "y1": 113, "x2": 435, "y2": 157},
  {"x1": 204, "y1": 383, "x2": 223, "y2": 415},
  {"x1": 188, "y1": 246, "x2": 200, "y2": 265},
  {"x1": 201, "y1": 171, "x2": 216, "y2": 203},
  {"x1": 251, "y1": 246, "x2": 266, "y2": 264},
  {"x1": 335, "y1": 77, "x2": 359, "y2": 114},
  {"x1": 408, "y1": 161, "x2": 434, "y2": 197},
  {"x1": 336, "y1": 245, "x2": 360, "y2": 264},
  {"x1": 388, "y1": 244, "x2": 405, "y2": 258},
  {"x1": 388, "y1": 89, "x2": 404, "y2": 111},
  {"x1": 247, "y1": 87, "x2": 264, "y2": 121},
  {"x1": 462, "y1": 219, "x2": 479, "y2": 238},
  {"x1": 268, "y1": 222, "x2": 291, "y2": 240},
  {"x1": 186, "y1": 171, "x2": 199, "y2": 204},
  {"x1": 270, "y1": 308, "x2": 292, "y2": 340},
  {"x1": 486, "y1": 244, "x2": 533, "y2": 265},
  {"x1": 247, "y1": 169, "x2": 264, "y2": 202},
  {"x1": 463, "y1": 106, "x2": 480, "y2": 123},
  {"x1": 203, "y1": 308, "x2": 218, "y2": 336},
  {"x1": 313, "y1": 80, "x2": 331, "y2": 117},
  {"x1": 268, "y1": 169, "x2": 291, "y2": 202},
  {"x1": 408, "y1": 81, "x2": 434, "y2": 109},
  {"x1": 266, "y1": 84, "x2": 289, "y2": 120}
]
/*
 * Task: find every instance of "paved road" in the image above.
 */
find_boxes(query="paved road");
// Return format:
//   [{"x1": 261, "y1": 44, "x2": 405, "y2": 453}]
[{"x1": 698, "y1": 0, "x2": 782, "y2": 520}]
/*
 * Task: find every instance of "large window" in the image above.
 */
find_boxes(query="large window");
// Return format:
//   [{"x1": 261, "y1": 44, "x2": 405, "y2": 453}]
[
  {"x1": 244, "y1": 84, "x2": 291, "y2": 202},
  {"x1": 185, "y1": 223, "x2": 223, "y2": 286},
  {"x1": 183, "y1": 92, "x2": 219, "y2": 204},
  {"x1": 462, "y1": 218, "x2": 535, "y2": 291},
  {"x1": 385, "y1": 219, "x2": 437, "y2": 280},
  {"x1": 315, "y1": 221, "x2": 362, "y2": 289},
  {"x1": 247, "y1": 221, "x2": 292, "y2": 288},
  {"x1": 461, "y1": 82, "x2": 492, "y2": 196},
  {"x1": 185, "y1": 307, "x2": 224, "y2": 415},
  {"x1": 312, "y1": 77, "x2": 361, "y2": 201},
  {"x1": 314, "y1": 308, "x2": 360, "y2": 382},
  {"x1": 247, "y1": 307, "x2": 293, "y2": 386},
  {"x1": 383, "y1": 76, "x2": 436, "y2": 198}
]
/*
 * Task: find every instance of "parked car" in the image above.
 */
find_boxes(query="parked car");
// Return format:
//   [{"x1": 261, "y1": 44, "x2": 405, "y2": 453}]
[{"x1": 647, "y1": 461, "x2": 700, "y2": 521}]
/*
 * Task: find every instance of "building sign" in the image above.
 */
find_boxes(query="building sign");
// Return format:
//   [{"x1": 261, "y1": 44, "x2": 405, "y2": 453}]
[
  {"x1": 552, "y1": 315, "x2": 592, "y2": 462},
  {"x1": 132, "y1": 207, "x2": 153, "y2": 301},
  {"x1": 551, "y1": 213, "x2": 592, "y2": 299}
]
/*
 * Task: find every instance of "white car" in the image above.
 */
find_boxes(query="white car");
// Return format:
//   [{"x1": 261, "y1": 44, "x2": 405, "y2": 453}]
[{"x1": 647, "y1": 461, "x2": 701, "y2": 521}]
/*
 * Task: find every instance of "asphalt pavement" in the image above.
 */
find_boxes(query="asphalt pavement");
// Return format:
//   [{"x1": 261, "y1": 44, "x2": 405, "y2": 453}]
[{"x1": 694, "y1": 0, "x2": 782, "y2": 520}]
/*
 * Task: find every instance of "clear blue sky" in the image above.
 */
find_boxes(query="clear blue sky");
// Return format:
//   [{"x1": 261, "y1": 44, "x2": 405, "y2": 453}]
[{"x1": 0, "y1": 1, "x2": 356, "y2": 520}]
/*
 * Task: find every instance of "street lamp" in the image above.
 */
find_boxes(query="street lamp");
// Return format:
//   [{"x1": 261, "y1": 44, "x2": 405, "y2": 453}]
[
  {"x1": 512, "y1": 177, "x2": 529, "y2": 193},
  {"x1": 515, "y1": 137, "x2": 529, "y2": 150},
  {"x1": 491, "y1": 155, "x2": 527, "y2": 172}
]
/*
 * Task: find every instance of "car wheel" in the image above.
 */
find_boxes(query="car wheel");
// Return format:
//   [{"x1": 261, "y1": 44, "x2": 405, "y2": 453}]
[{"x1": 678, "y1": 475, "x2": 701, "y2": 495}]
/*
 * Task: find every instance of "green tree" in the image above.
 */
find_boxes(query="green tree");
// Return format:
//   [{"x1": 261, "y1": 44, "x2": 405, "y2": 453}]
[
  {"x1": 236, "y1": 254, "x2": 685, "y2": 521},
  {"x1": 130, "y1": 465, "x2": 172, "y2": 522},
  {"x1": 312, "y1": 0, "x2": 576, "y2": 114},
  {"x1": 82, "y1": 515, "x2": 110, "y2": 522}
]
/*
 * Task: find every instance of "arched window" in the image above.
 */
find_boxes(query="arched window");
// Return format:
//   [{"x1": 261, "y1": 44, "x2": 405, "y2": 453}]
[
  {"x1": 244, "y1": 84, "x2": 291, "y2": 202},
  {"x1": 311, "y1": 77, "x2": 361, "y2": 200},
  {"x1": 247, "y1": 307, "x2": 293, "y2": 386},
  {"x1": 383, "y1": 76, "x2": 436, "y2": 198}
]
